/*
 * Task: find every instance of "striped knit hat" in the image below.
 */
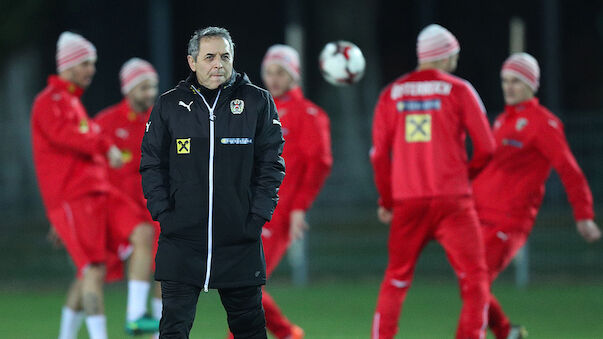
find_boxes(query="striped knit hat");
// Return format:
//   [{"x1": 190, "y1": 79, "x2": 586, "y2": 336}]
[
  {"x1": 119, "y1": 58, "x2": 158, "y2": 95},
  {"x1": 56, "y1": 32, "x2": 97, "y2": 72},
  {"x1": 262, "y1": 44, "x2": 300, "y2": 81},
  {"x1": 501, "y1": 53, "x2": 540, "y2": 91},
  {"x1": 416, "y1": 24, "x2": 460, "y2": 63}
]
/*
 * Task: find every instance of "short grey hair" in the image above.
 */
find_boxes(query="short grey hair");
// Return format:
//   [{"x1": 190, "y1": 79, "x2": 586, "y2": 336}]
[{"x1": 187, "y1": 26, "x2": 235, "y2": 60}]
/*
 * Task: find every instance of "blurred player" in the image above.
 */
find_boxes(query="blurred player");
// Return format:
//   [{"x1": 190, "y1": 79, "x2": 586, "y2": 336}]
[
  {"x1": 228, "y1": 45, "x2": 333, "y2": 339},
  {"x1": 370, "y1": 24, "x2": 496, "y2": 339},
  {"x1": 472, "y1": 53, "x2": 601, "y2": 339},
  {"x1": 95, "y1": 58, "x2": 162, "y2": 336},
  {"x1": 31, "y1": 31, "x2": 123, "y2": 339}
]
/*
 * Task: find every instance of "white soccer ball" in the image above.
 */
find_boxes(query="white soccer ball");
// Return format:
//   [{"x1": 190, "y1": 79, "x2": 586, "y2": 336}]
[{"x1": 319, "y1": 40, "x2": 366, "y2": 86}]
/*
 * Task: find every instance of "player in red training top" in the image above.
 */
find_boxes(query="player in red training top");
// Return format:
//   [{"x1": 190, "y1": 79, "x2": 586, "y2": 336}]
[
  {"x1": 472, "y1": 53, "x2": 601, "y2": 339},
  {"x1": 95, "y1": 58, "x2": 162, "y2": 336},
  {"x1": 226, "y1": 44, "x2": 332, "y2": 339},
  {"x1": 370, "y1": 24, "x2": 496, "y2": 339},
  {"x1": 31, "y1": 31, "x2": 123, "y2": 339}
]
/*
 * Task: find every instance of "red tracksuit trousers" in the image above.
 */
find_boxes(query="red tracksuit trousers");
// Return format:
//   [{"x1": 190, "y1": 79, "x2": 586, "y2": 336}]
[
  {"x1": 372, "y1": 196, "x2": 490, "y2": 339},
  {"x1": 261, "y1": 207, "x2": 296, "y2": 339},
  {"x1": 481, "y1": 221, "x2": 529, "y2": 339}
]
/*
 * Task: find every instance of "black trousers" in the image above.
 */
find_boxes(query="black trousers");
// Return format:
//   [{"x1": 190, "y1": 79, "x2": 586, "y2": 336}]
[{"x1": 159, "y1": 280, "x2": 267, "y2": 339}]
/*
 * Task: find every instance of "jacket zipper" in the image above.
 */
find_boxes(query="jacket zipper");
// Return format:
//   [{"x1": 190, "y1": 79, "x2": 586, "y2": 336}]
[{"x1": 192, "y1": 85, "x2": 221, "y2": 292}]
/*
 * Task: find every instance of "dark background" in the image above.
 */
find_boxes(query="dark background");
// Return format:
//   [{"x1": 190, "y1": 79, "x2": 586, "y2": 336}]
[{"x1": 0, "y1": 0, "x2": 601, "y2": 285}]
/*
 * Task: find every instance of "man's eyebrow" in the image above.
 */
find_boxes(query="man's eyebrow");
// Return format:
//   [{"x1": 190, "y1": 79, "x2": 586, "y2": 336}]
[{"x1": 204, "y1": 52, "x2": 230, "y2": 57}]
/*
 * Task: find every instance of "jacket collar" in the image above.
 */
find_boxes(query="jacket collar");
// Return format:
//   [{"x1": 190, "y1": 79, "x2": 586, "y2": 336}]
[
  {"x1": 414, "y1": 68, "x2": 446, "y2": 77},
  {"x1": 274, "y1": 86, "x2": 303, "y2": 105},
  {"x1": 119, "y1": 98, "x2": 150, "y2": 122},
  {"x1": 182, "y1": 70, "x2": 242, "y2": 93},
  {"x1": 505, "y1": 97, "x2": 539, "y2": 115},
  {"x1": 48, "y1": 75, "x2": 84, "y2": 98}
]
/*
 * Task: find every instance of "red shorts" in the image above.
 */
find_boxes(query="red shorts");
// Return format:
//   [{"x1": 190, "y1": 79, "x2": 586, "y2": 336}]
[
  {"x1": 48, "y1": 191, "x2": 159, "y2": 282},
  {"x1": 480, "y1": 220, "x2": 529, "y2": 282},
  {"x1": 105, "y1": 191, "x2": 160, "y2": 279},
  {"x1": 106, "y1": 192, "x2": 153, "y2": 252},
  {"x1": 48, "y1": 193, "x2": 109, "y2": 279}
]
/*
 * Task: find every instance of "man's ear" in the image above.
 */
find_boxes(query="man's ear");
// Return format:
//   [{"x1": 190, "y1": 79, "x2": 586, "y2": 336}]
[{"x1": 187, "y1": 55, "x2": 196, "y2": 72}]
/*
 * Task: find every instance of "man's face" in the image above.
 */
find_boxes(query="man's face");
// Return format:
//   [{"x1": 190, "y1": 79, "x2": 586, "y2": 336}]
[
  {"x1": 501, "y1": 73, "x2": 534, "y2": 106},
  {"x1": 187, "y1": 36, "x2": 233, "y2": 89},
  {"x1": 446, "y1": 53, "x2": 459, "y2": 73},
  {"x1": 127, "y1": 78, "x2": 158, "y2": 112},
  {"x1": 262, "y1": 63, "x2": 295, "y2": 98},
  {"x1": 63, "y1": 60, "x2": 96, "y2": 89}
]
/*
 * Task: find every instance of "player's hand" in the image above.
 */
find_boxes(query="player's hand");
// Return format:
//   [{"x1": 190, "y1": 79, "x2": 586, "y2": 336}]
[
  {"x1": 107, "y1": 145, "x2": 124, "y2": 169},
  {"x1": 576, "y1": 219, "x2": 601, "y2": 243},
  {"x1": 47, "y1": 227, "x2": 63, "y2": 249},
  {"x1": 377, "y1": 206, "x2": 393, "y2": 224},
  {"x1": 290, "y1": 209, "x2": 309, "y2": 241}
]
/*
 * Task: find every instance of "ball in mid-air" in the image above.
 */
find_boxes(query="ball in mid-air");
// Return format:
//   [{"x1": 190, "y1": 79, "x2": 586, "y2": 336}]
[{"x1": 319, "y1": 40, "x2": 366, "y2": 86}]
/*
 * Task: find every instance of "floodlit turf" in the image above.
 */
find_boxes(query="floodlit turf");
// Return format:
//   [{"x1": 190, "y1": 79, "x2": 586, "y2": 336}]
[{"x1": 2, "y1": 278, "x2": 602, "y2": 338}]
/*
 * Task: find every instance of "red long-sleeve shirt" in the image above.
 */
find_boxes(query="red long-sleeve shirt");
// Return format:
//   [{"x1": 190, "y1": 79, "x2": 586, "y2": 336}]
[
  {"x1": 371, "y1": 69, "x2": 495, "y2": 208},
  {"x1": 472, "y1": 98, "x2": 594, "y2": 230},
  {"x1": 95, "y1": 99, "x2": 152, "y2": 209},
  {"x1": 31, "y1": 75, "x2": 112, "y2": 211},
  {"x1": 273, "y1": 87, "x2": 332, "y2": 212}
]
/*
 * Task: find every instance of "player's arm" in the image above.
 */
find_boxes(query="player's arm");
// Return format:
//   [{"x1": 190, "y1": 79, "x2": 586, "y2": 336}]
[
  {"x1": 290, "y1": 110, "x2": 333, "y2": 212},
  {"x1": 140, "y1": 96, "x2": 172, "y2": 221},
  {"x1": 534, "y1": 118, "x2": 600, "y2": 242},
  {"x1": 32, "y1": 100, "x2": 113, "y2": 157},
  {"x1": 459, "y1": 82, "x2": 496, "y2": 178},
  {"x1": 250, "y1": 92, "x2": 286, "y2": 222},
  {"x1": 289, "y1": 110, "x2": 333, "y2": 239},
  {"x1": 93, "y1": 109, "x2": 124, "y2": 169},
  {"x1": 370, "y1": 89, "x2": 395, "y2": 211}
]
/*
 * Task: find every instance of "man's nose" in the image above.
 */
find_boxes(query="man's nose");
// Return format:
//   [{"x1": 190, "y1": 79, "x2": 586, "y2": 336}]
[{"x1": 212, "y1": 58, "x2": 223, "y2": 69}]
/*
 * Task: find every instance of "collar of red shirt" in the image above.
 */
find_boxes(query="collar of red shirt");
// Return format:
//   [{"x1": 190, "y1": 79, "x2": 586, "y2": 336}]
[
  {"x1": 274, "y1": 86, "x2": 304, "y2": 106},
  {"x1": 48, "y1": 75, "x2": 84, "y2": 98},
  {"x1": 505, "y1": 97, "x2": 539, "y2": 115},
  {"x1": 119, "y1": 98, "x2": 151, "y2": 122}
]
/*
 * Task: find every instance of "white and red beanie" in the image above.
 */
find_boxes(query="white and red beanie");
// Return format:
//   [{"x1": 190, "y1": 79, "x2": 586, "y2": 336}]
[
  {"x1": 261, "y1": 44, "x2": 300, "y2": 81},
  {"x1": 416, "y1": 24, "x2": 460, "y2": 63},
  {"x1": 119, "y1": 58, "x2": 158, "y2": 94},
  {"x1": 56, "y1": 31, "x2": 97, "y2": 73},
  {"x1": 501, "y1": 52, "x2": 540, "y2": 92}
]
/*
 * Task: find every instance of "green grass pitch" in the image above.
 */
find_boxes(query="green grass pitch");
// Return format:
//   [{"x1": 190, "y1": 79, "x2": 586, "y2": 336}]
[{"x1": 2, "y1": 278, "x2": 602, "y2": 338}]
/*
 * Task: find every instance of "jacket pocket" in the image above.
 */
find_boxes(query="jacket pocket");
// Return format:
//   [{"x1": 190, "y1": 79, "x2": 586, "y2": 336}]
[
  {"x1": 243, "y1": 213, "x2": 266, "y2": 241},
  {"x1": 168, "y1": 183, "x2": 206, "y2": 239},
  {"x1": 158, "y1": 210, "x2": 174, "y2": 235}
]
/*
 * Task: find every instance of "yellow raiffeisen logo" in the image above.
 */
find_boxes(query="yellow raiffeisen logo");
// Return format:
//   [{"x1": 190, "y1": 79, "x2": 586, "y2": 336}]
[
  {"x1": 405, "y1": 114, "x2": 431, "y2": 142},
  {"x1": 177, "y1": 138, "x2": 191, "y2": 154},
  {"x1": 78, "y1": 119, "x2": 89, "y2": 134},
  {"x1": 121, "y1": 149, "x2": 132, "y2": 163}
]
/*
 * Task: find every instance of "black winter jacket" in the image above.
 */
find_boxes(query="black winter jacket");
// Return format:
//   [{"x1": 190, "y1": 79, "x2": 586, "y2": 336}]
[{"x1": 140, "y1": 72, "x2": 285, "y2": 290}]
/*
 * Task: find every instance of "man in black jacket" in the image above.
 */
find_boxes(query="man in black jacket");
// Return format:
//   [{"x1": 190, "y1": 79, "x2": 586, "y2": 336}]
[{"x1": 140, "y1": 26, "x2": 285, "y2": 339}]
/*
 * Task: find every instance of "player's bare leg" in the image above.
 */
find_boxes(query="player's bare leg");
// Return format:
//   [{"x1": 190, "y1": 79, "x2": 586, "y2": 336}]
[
  {"x1": 81, "y1": 263, "x2": 107, "y2": 339},
  {"x1": 128, "y1": 223, "x2": 154, "y2": 280},
  {"x1": 65, "y1": 278, "x2": 83, "y2": 311},
  {"x1": 58, "y1": 278, "x2": 85, "y2": 339},
  {"x1": 125, "y1": 222, "x2": 159, "y2": 335}
]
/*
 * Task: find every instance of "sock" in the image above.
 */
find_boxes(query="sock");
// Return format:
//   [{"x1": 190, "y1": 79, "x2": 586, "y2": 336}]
[
  {"x1": 127, "y1": 280, "x2": 150, "y2": 322},
  {"x1": 152, "y1": 297, "x2": 163, "y2": 320},
  {"x1": 58, "y1": 307, "x2": 85, "y2": 339},
  {"x1": 85, "y1": 315, "x2": 107, "y2": 339},
  {"x1": 152, "y1": 297, "x2": 162, "y2": 338}
]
